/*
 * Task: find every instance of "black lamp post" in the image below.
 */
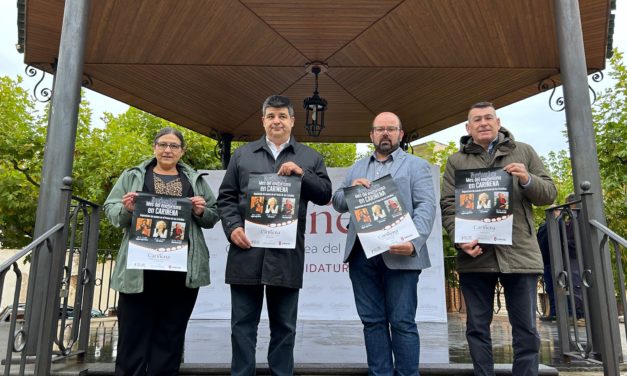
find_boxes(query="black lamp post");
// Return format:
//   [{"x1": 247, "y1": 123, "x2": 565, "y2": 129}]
[{"x1": 303, "y1": 64, "x2": 328, "y2": 137}]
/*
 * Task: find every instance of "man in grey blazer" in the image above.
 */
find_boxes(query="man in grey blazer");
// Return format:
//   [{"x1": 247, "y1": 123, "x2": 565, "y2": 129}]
[{"x1": 332, "y1": 112, "x2": 436, "y2": 376}]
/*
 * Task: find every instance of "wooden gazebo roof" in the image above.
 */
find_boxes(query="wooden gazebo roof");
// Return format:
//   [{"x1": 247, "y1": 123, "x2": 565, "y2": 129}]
[{"x1": 19, "y1": 0, "x2": 614, "y2": 143}]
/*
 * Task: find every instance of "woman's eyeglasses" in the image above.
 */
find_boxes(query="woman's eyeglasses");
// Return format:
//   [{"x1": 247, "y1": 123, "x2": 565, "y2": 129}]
[{"x1": 155, "y1": 142, "x2": 182, "y2": 151}]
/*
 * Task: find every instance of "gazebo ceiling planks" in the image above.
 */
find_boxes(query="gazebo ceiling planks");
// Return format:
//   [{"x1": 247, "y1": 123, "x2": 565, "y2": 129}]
[{"x1": 22, "y1": 0, "x2": 612, "y2": 143}]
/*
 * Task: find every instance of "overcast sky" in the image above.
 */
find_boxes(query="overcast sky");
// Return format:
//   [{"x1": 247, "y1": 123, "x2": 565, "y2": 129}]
[{"x1": 1, "y1": 2, "x2": 624, "y2": 157}]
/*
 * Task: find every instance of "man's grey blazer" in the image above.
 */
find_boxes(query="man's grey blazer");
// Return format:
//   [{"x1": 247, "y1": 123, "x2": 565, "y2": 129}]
[{"x1": 332, "y1": 150, "x2": 437, "y2": 270}]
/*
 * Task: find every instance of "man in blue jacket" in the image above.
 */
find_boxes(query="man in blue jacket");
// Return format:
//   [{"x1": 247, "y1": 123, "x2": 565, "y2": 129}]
[
  {"x1": 218, "y1": 95, "x2": 332, "y2": 376},
  {"x1": 332, "y1": 112, "x2": 436, "y2": 376}
]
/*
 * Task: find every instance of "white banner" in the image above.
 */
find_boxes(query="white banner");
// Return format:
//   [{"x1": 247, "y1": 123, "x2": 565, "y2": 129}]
[{"x1": 191, "y1": 166, "x2": 446, "y2": 322}]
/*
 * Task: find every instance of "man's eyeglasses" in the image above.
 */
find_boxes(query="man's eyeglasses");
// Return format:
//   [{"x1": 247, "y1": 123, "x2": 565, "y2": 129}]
[
  {"x1": 372, "y1": 127, "x2": 400, "y2": 134},
  {"x1": 155, "y1": 142, "x2": 182, "y2": 151}
]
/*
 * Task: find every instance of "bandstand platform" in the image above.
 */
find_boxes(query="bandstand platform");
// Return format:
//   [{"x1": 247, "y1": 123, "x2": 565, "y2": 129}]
[{"x1": 3, "y1": 312, "x2": 622, "y2": 375}]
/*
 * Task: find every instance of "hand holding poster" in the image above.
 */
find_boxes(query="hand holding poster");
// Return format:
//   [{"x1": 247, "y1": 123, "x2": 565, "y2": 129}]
[
  {"x1": 343, "y1": 175, "x2": 419, "y2": 258},
  {"x1": 245, "y1": 173, "x2": 302, "y2": 249},
  {"x1": 128, "y1": 193, "x2": 192, "y2": 271},
  {"x1": 454, "y1": 167, "x2": 513, "y2": 244}
]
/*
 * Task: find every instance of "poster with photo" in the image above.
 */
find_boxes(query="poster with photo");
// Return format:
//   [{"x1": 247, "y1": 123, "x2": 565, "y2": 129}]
[
  {"x1": 128, "y1": 193, "x2": 192, "y2": 271},
  {"x1": 245, "y1": 173, "x2": 301, "y2": 248},
  {"x1": 343, "y1": 175, "x2": 420, "y2": 258},
  {"x1": 454, "y1": 167, "x2": 513, "y2": 244}
]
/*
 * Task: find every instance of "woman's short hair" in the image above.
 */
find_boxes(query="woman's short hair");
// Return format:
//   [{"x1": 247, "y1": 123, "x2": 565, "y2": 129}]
[{"x1": 153, "y1": 127, "x2": 186, "y2": 149}]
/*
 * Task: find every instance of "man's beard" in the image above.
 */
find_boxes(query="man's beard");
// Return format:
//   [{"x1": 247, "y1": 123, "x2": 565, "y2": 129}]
[{"x1": 374, "y1": 137, "x2": 400, "y2": 155}]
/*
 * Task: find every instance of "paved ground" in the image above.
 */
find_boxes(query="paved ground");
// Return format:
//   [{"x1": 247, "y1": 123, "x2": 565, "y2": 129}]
[
  {"x1": 2, "y1": 313, "x2": 625, "y2": 374},
  {"x1": 83, "y1": 313, "x2": 626, "y2": 374}
]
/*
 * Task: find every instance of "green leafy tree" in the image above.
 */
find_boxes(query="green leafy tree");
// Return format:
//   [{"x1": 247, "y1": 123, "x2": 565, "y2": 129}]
[
  {"x1": 592, "y1": 50, "x2": 627, "y2": 233},
  {"x1": 0, "y1": 76, "x2": 45, "y2": 248},
  {"x1": 0, "y1": 77, "x2": 223, "y2": 251},
  {"x1": 416, "y1": 141, "x2": 458, "y2": 175},
  {"x1": 591, "y1": 50, "x2": 627, "y2": 292},
  {"x1": 304, "y1": 143, "x2": 357, "y2": 167},
  {"x1": 532, "y1": 150, "x2": 575, "y2": 226}
]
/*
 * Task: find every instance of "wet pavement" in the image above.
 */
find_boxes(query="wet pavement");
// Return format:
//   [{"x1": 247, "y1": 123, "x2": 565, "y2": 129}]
[{"x1": 83, "y1": 312, "x2": 625, "y2": 373}]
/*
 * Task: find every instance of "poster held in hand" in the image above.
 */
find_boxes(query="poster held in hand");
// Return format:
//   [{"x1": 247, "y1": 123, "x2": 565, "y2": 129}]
[
  {"x1": 128, "y1": 193, "x2": 192, "y2": 271},
  {"x1": 343, "y1": 175, "x2": 419, "y2": 258},
  {"x1": 245, "y1": 173, "x2": 301, "y2": 248},
  {"x1": 454, "y1": 167, "x2": 513, "y2": 245}
]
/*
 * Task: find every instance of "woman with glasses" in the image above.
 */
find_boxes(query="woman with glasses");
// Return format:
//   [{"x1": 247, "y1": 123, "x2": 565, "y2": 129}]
[{"x1": 104, "y1": 127, "x2": 219, "y2": 375}]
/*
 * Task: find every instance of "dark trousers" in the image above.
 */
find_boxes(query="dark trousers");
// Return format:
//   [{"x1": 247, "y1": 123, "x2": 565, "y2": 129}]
[
  {"x1": 542, "y1": 263, "x2": 556, "y2": 317},
  {"x1": 542, "y1": 259, "x2": 583, "y2": 318},
  {"x1": 460, "y1": 273, "x2": 540, "y2": 376},
  {"x1": 115, "y1": 270, "x2": 199, "y2": 376},
  {"x1": 348, "y1": 247, "x2": 421, "y2": 376},
  {"x1": 230, "y1": 284, "x2": 300, "y2": 376},
  {"x1": 568, "y1": 258, "x2": 584, "y2": 318}
]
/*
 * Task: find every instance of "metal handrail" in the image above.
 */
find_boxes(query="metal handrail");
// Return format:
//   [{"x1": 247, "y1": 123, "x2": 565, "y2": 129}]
[
  {"x1": 545, "y1": 204, "x2": 598, "y2": 360},
  {"x1": 0, "y1": 223, "x2": 64, "y2": 272},
  {"x1": 71, "y1": 194, "x2": 99, "y2": 208},
  {"x1": 544, "y1": 187, "x2": 626, "y2": 374},
  {"x1": 591, "y1": 217, "x2": 627, "y2": 369},
  {"x1": 589, "y1": 219, "x2": 627, "y2": 247},
  {"x1": 1, "y1": 223, "x2": 64, "y2": 376},
  {"x1": 92, "y1": 250, "x2": 119, "y2": 317},
  {"x1": 2, "y1": 197, "x2": 100, "y2": 376}
]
